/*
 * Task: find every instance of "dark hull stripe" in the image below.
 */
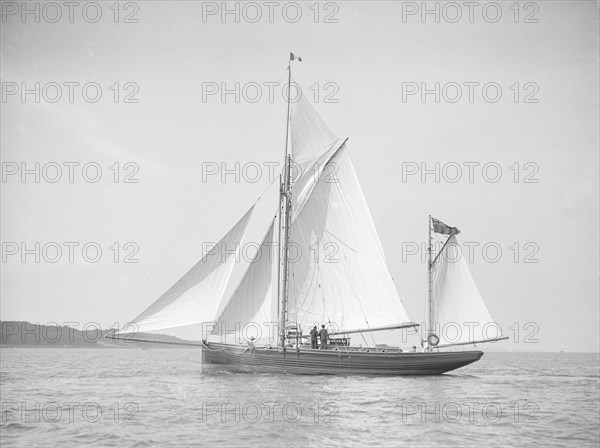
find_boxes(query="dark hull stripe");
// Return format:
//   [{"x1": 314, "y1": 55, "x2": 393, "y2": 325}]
[{"x1": 202, "y1": 342, "x2": 483, "y2": 375}]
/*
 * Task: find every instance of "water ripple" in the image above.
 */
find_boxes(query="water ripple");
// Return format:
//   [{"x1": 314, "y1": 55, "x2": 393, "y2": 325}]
[{"x1": 0, "y1": 349, "x2": 598, "y2": 447}]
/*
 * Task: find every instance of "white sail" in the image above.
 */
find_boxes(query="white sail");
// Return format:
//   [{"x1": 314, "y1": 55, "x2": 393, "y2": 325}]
[
  {"x1": 286, "y1": 144, "x2": 412, "y2": 333},
  {"x1": 431, "y1": 235, "x2": 502, "y2": 345},
  {"x1": 211, "y1": 217, "x2": 278, "y2": 342},
  {"x1": 127, "y1": 206, "x2": 254, "y2": 333},
  {"x1": 289, "y1": 89, "x2": 347, "y2": 218}
]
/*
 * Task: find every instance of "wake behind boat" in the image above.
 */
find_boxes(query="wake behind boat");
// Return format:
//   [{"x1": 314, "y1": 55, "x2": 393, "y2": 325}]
[{"x1": 108, "y1": 54, "x2": 507, "y2": 375}]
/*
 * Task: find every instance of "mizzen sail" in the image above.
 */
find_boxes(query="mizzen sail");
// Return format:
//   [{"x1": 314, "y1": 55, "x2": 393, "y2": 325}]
[{"x1": 431, "y1": 235, "x2": 503, "y2": 346}]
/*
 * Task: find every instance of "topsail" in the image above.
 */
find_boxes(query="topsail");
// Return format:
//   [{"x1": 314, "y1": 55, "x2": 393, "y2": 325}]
[{"x1": 289, "y1": 85, "x2": 347, "y2": 217}]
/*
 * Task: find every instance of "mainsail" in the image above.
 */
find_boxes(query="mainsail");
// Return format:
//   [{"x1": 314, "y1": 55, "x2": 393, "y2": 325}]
[
  {"x1": 431, "y1": 235, "x2": 502, "y2": 346},
  {"x1": 125, "y1": 206, "x2": 254, "y2": 333},
  {"x1": 285, "y1": 94, "x2": 412, "y2": 333}
]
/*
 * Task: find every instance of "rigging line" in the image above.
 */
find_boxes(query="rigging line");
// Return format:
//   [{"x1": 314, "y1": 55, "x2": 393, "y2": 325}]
[
  {"x1": 292, "y1": 269, "x2": 299, "y2": 346},
  {"x1": 117, "y1": 71, "x2": 286, "y2": 325},
  {"x1": 432, "y1": 234, "x2": 452, "y2": 265},
  {"x1": 255, "y1": 175, "x2": 279, "y2": 203},
  {"x1": 323, "y1": 229, "x2": 357, "y2": 254},
  {"x1": 337, "y1": 230, "x2": 372, "y2": 340},
  {"x1": 359, "y1": 330, "x2": 369, "y2": 348}
]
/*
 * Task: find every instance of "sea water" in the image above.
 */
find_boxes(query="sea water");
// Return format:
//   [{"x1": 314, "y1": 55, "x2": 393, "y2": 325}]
[{"x1": 1, "y1": 349, "x2": 598, "y2": 447}]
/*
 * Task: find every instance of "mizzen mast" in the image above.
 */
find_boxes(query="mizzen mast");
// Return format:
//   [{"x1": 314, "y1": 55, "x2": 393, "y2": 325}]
[{"x1": 426, "y1": 215, "x2": 434, "y2": 351}]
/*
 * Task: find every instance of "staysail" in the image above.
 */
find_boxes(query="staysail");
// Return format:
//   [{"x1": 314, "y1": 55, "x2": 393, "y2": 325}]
[
  {"x1": 211, "y1": 216, "x2": 278, "y2": 342},
  {"x1": 285, "y1": 94, "x2": 412, "y2": 333},
  {"x1": 125, "y1": 206, "x2": 254, "y2": 333},
  {"x1": 431, "y1": 235, "x2": 503, "y2": 346}
]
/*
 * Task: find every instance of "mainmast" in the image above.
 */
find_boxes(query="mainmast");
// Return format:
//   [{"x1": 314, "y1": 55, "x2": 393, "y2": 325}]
[
  {"x1": 278, "y1": 54, "x2": 295, "y2": 348},
  {"x1": 427, "y1": 214, "x2": 433, "y2": 351}
]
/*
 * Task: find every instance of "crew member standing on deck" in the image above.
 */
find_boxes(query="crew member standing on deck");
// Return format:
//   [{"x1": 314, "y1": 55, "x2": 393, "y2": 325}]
[
  {"x1": 310, "y1": 326, "x2": 318, "y2": 349},
  {"x1": 319, "y1": 324, "x2": 328, "y2": 349}
]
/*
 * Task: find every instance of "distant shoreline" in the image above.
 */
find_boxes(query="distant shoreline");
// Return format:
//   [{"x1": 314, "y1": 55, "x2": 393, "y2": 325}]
[
  {"x1": 0, "y1": 321, "x2": 200, "y2": 349},
  {"x1": 0, "y1": 344, "x2": 202, "y2": 349}
]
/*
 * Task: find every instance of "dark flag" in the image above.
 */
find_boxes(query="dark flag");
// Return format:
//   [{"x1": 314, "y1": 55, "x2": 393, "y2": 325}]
[
  {"x1": 290, "y1": 52, "x2": 302, "y2": 62},
  {"x1": 432, "y1": 217, "x2": 460, "y2": 235}
]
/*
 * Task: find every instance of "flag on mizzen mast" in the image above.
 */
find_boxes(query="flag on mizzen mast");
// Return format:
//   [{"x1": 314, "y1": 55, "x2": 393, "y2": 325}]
[
  {"x1": 432, "y1": 217, "x2": 460, "y2": 236},
  {"x1": 284, "y1": 89, "x2": 412, "y2": 332},
  {"x1": 125, "y1": 205, "x2": 255, "y2": 333}
]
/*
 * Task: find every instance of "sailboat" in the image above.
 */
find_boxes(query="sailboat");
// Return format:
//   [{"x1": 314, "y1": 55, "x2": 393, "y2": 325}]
[{"x1": 108, "y1": 55, "x2": 507, "y2": 375}]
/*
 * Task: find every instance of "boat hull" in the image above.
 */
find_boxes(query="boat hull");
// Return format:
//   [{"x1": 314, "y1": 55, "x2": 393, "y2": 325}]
[{"x1": 201, "y1": 342, "x2": 483, "y2": 375}]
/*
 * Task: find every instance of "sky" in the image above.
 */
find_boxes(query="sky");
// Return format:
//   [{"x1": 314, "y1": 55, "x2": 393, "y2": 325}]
[{"x1": 1, "y1": 1, "x2": 598, "y2": 352}]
